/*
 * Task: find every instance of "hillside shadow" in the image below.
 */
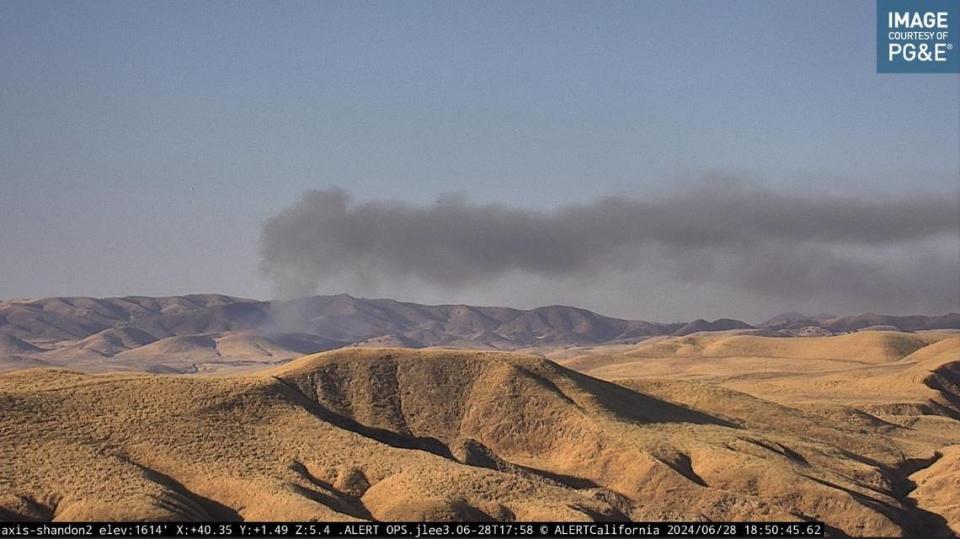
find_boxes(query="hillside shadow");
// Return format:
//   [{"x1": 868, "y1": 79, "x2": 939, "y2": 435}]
[
  {"x1": 561, "y1": 367, "x2": 738, "y2": 428},
  {"x1": 119, "y1": 456, "x2": 241, "y2": 521},
  {"x1": 272, "y1": 376, "x2": 455, "y2": 460},
  {"x1": 289, "y1": 461, "x2": 374, "y2": 520},
  {"x1": 805, "y1": 472, "x2": 953, "y2": 539},
  {"x1": 510, "y1": 461, "x2": 602, "y2": 490}
]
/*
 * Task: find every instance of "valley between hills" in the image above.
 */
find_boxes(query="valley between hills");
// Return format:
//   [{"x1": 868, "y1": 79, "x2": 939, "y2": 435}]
[{"x1": 1, "y1": 295, "x2": 959, "y2": 538}]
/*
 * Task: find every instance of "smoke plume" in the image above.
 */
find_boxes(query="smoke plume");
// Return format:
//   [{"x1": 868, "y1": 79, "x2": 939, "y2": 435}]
[{"x1": 259, "y1": 182, "x2": 958, "y2": 319}]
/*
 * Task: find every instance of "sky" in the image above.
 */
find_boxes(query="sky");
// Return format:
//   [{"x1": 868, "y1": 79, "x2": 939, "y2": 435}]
[{"x1": 1, "y1": 0, "x2": 958, "y2": 322}]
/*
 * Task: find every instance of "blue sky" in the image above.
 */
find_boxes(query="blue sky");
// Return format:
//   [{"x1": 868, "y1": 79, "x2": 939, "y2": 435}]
[{"x1": 1, "y1": 1, "x2": 957, "y2": 320}]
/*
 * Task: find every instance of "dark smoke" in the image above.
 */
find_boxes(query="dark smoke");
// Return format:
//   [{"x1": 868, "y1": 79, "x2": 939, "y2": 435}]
[{"x1": 258, "y1": 182, "x2": 959, "y2": 316}]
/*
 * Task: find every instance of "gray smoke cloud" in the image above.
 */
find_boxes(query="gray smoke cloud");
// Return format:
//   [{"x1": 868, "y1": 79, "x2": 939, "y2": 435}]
[{"x1": 259, "y1": 182, "x2": 959, "y2": 319}]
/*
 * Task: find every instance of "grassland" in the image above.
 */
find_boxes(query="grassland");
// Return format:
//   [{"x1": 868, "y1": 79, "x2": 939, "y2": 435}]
[{"x1": 1, "y1": 335, "x2": 959, "y2": 537}]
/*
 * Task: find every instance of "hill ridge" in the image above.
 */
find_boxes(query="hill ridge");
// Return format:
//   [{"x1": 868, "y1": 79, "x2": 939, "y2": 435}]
[
  {"x1": 4, "y1": 346, "x2": 958, "y2": 535},
  {"x1": 1, "y1": 294, "x2": 958, "y2": 373}
]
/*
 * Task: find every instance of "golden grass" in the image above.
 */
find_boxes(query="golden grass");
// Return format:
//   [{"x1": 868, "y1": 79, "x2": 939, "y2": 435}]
[
  {"x1": 1, "y1": 344, "x2": 958, "y2": 537},
  {"x1": 550, "y1": 332, "x2": 960, "y2": 535}
]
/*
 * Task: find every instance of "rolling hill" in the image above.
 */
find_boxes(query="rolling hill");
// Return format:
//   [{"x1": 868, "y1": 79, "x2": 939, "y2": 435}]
[
  {"x1": 2, "y1": 346, "x2": 959, "y2": 537},
  {"x1": 1, "y1": 294, "x2": 958, "y2": 373},
  {"x1": 761, "y1": 312, "x2": 960, "y2": 334}
]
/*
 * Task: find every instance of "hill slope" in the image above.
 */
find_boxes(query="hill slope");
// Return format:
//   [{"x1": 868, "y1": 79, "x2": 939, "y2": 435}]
[
  {"x1": 1, "y1": 294, "x2": 958, "y2": 373},
  {"x1": 2, "y1": 348, "x2": 959, "y2": 536},
  {"x1": 0, "y1": 295, "x2": 683, "y2": 372}
]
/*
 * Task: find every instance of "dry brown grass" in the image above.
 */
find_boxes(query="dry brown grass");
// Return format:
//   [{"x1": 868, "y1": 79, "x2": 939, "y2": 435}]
[
  {"x1": 1, "y1": 343, "x2": 959, "y2": 537},
  {"x1": 550, "y1": 332, "x2": 960, "y2": 536}
]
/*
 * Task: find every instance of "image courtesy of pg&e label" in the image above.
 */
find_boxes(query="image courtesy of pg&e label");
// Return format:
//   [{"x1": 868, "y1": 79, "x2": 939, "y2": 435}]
[{"x1": 877, "y1": 0, "x2": 960, "y2": 73}]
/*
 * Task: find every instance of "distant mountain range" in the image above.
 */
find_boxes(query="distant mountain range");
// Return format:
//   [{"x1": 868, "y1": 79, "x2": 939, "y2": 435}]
[
  {"x1": 0, "y1": 294, "x2": 957, "y2": 373},
  {"x1": 758, "y1": 311, "x2": 960, "y2": 333}
]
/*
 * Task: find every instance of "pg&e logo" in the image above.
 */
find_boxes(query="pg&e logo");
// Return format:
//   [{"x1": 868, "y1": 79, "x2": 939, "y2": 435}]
[{"x1": 877, "y1": 0, "x2": 960, "y2": 73}]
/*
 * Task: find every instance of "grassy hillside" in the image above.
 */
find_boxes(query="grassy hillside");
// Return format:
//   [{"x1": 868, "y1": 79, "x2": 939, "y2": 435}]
[{"x1": 2, "y1": 347, "x2": 959, "y2": 536}]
